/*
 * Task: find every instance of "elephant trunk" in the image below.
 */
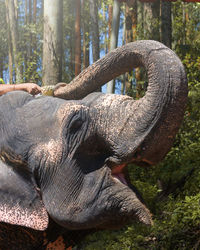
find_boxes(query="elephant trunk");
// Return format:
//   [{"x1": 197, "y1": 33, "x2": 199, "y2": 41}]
[
  {"x1": 54, "y1": 40, "x2": 188, "y2": 165},
  {"x1": 81, "y1": 41, "x2": 188, "y2": 165}
]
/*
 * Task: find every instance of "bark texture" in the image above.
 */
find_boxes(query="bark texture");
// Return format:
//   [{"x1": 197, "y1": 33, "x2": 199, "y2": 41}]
[
  {"x1": 42, "y1": 0, "x2": 63, "y2": 86},
  {"x1": 161, "y1": 1, "x2": 172, "y2": 48},
  {"x1": 107, "y1": 0, "x2": 121, "y2": 94},
  {"x1": 89, "y1": 0, "x2": 99, "y2": 62},
  {"x1": 89, "y1": 0, "x2": 100, "y2": 92},
  {"x1": 5, "y1": 0, "x2": 22, "y2": 82},
  {"x1": 143, "y1": 0, "x2": 160, "y2": 41},
  {"x1": 125, "y1": 0, "x2": 137, "y2": 95},
  {"x1": 75, "y1": 0, "x2": 81, "y2": 76},
  {"x1": 5, "y1": 0, "x2": 13, "y2": 84},
  {"x1": 82, "y1": 0, "x2": 90, "y2": 69}
]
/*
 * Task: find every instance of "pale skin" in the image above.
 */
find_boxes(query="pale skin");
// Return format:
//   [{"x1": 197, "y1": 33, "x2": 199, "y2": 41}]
[{"x1": 0, "y1": 83, "x2": 41, "y2": 96}]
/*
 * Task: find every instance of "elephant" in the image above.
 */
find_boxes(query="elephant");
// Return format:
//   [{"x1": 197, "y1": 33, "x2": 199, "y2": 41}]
[{"x1": 0, "y1": 40, "x2": 188, "y2": 249}]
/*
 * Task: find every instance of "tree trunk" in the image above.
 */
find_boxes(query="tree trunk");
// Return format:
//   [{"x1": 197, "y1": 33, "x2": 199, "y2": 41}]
[
  {"x1": 107, "y1": 0, "x2": 121, "y2": 94},
  {"x1": 89, "y1": 0, "x2": 99, "y2": 63},
  {"x1": 30, "y1": 0, "x2": 38, "y2": 82},
  {"x1": 82, "y1": 0, "x2": 90, "y2": 69},
  {"x1": 25, "y1": 0, "x2": 28, "y2": 24},
  {"x1": 182, "y1": 2, "x2": 188, "y2": 46},
  {"x1": 5, "y1": 0, "x2": 23, "y2": 83},
  {"x1": 125, "y1": 0, "x2": 137, "y2": 42},
  {"x1": 28, "y1": 0, "x2": 32, "y2": 62},
  {"x1": 14, "y1": 0, "x2": 18, "y2": 20},
  {"x1": 137, "y1": 0, "x2": 144, "y2": 39},
  {"x1": 125, "y1": 0, "x2": 137, "y2": 95},
  {"x1": 108, "y1": 4, "x2": 113, "y2": 52},
  {"x1": 29, "y1": 0, "x2": 32, "y2": 23},
  {"x1": 89, "y1": 0, "x2": 100, "y2": 91},
  {"x1": 161, "y1": 1, "x2": 172, "y2": 48},
  {"x1": 75, "y1": 0, "x2": 81, "y2": 76},
  {"x1": 42, "y1": 0, "x2": 63, "y2": 86},
  {"x1": 5, "y1": 0, "x2": 13, "y2": 84},
  {"x1": 143, "y1": 0, "x2": 160, "y2": 41},
  {"x1": 68, "y1": 2, "x2": 75, "y2": 79},
  {"x1": 33, "y1": 0, "x2": 37, "y2": 23}
]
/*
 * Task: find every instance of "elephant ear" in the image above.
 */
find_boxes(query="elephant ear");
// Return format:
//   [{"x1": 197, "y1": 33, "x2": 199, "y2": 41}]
[{"x1": 0, "y1": 155, "x2": 48, "y2": 231}]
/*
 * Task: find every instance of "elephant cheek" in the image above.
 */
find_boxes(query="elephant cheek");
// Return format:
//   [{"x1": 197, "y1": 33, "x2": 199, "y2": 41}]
[{"x1": 34, "y1": 139, "x2": 63, "y2": 165}]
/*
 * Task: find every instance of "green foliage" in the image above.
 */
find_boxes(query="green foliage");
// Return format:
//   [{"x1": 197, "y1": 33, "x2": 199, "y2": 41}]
[{"x1": 0, "y1": 78, "x2": 5, "y2": 84}]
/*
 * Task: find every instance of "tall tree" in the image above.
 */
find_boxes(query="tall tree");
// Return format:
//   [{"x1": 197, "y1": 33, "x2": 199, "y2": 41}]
[
  {"x1": 124, "y1": 0, "x2": 137, "y2": 95},
  {"x1": 4, "y1": 0, "x2": 13, "y2": 83},
  {"x1": 89, "y1": 0, "x2": 100, "y2": 63},
  {"x1": 33, "y1": 0, "x2": 37, "y2": 24},
  {"x1": 31, "y1": 0, "x2": 38, "y2": 81},
  {"x1": 161, "y1": 1, "x2": 172, "y2": 48},
  {"x1": 5, "y1": 0, "x2": 23, "y2": 82},
  {"x1": 89, "y1": 0, "x2": 100, "y2": 91},
  {"x1": 82, "y1": 0, "x2": 90, "y2": 69},
  {"x1": 42, "y1": 0, "x2": 63, "y2": 86},
  {"x1": 108, "y1": 4, "x2": 113, "y2": 52},
  {"x1": 75, "y1": 0, "x2": 81, "y2": 76},
  {"x1": 107, "y1": 0, "x2": 121, "y2": 94},
  {"x1": 125, "y1": 0, "x2": 137, "y2": 43},
  {"x1": 28, "y1": 0, "x2": 32, "y2": 61},
  {"x1": 143, "y1": 0, "x2": 160, "y2": 41},
  {"x1": 63, "y1": 0, "x2": 76, "y2": 80}
]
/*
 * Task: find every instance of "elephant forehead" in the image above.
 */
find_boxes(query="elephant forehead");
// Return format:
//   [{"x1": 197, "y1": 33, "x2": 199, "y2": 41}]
[
  {"x1": 56, "y1": 102, "x2": 89, "y2": 124},
  {"x1": 94, "y1": 94, "x2": 133, "y2": 108}
]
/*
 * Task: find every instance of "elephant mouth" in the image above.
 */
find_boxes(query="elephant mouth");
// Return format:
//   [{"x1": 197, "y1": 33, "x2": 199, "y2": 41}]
[
  {"x1": 104, "y1": 162, "x2": 153, "y2": 227},
  {"x1": 111, "y1": 164, "x2": 128, "y2": 185}
]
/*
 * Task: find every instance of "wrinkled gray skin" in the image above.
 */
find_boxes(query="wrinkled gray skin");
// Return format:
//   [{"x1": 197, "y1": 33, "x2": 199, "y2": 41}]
[{"x1": 0, "y1": 41, "x2": 187, "y2": 232}]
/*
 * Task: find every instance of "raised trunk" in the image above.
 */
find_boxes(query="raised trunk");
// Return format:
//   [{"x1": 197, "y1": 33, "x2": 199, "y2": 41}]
[{"x1": 54, "y1": 40, "x2": 188, "y2": 165}]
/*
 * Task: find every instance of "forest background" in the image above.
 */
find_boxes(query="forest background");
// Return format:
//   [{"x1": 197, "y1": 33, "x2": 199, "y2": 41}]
[{"x1": 0, "y1": 0, "x2": 200, "y2": 249}]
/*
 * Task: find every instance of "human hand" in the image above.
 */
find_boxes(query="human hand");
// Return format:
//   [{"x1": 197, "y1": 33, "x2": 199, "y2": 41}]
[{"x1": 16, "y1": 83, "x2": 42, "y2": 95}]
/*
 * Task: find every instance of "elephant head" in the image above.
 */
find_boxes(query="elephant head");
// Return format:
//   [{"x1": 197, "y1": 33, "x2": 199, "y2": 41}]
[{"x1": 0, "y1": 41, "x2": 187, "y2": 231}]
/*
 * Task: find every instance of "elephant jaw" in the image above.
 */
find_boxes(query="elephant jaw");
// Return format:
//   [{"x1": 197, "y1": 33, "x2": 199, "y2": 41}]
[{"x1": 110, "y1": 163, "x2": 153, "y2": 226}]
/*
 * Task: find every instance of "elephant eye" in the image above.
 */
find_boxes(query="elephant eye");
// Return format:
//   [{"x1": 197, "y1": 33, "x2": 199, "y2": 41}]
[{"x1": 68, "y1": 117, "x2": 84, "y2": 134}]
